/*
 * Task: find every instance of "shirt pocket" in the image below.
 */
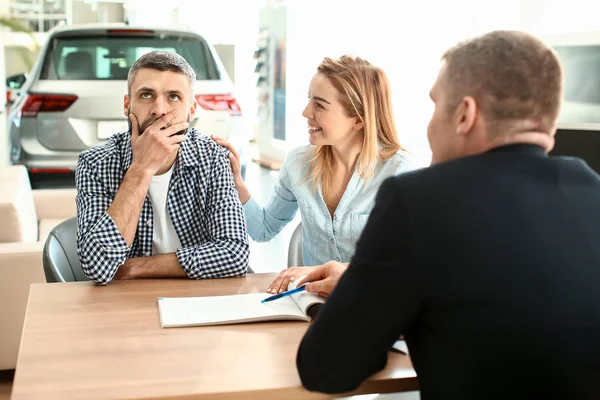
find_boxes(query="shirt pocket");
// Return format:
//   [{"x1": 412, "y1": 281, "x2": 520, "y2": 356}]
[{"x1": 350, "y1": 212, "x2": 371, "y2": 244}]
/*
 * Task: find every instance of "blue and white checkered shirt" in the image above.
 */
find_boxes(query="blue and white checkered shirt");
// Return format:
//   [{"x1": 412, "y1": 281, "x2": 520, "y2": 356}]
[{"x1": 75, "y1": 128, "x2": 249, "y2": 285}]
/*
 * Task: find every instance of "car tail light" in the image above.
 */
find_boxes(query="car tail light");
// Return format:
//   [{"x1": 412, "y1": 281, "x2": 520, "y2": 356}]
[
  {"x1": 21, "y1": 93, "x2": 78, "y2": 117},
  {"x1": 6, "y1": 91, "x2": 12, "y2": 104},
  {"x1": 29, "y1": 168, "x2": 72, "y2": 174},
  {"x1": 195, "y1": 94, "x2": 242, "y2": 116}
]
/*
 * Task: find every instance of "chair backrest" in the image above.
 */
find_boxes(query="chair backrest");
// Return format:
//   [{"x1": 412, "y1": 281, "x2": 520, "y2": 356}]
[
  {"x1": 287, "y1": 222, "x2": 303, "y2": 268},
  {"x1": 43, "y1": 216, "x2": 90, "y2": 282}
]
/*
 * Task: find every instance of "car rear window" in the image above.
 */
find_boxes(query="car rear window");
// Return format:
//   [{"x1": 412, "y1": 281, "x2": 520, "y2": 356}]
[{"x1": 40, "y1": 33, "x2": 220, "y2": 81}]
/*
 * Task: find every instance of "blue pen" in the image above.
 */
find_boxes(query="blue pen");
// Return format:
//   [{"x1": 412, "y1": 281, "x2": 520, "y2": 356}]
[{"x1": 261, "y1": 284, "x2": 307, "y2": 303}]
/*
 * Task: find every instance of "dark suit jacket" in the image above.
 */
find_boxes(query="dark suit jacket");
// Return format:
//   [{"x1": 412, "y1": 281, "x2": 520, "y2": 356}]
[{"x1": 297, "y1": 144, "x2": 600, "y2": 400}]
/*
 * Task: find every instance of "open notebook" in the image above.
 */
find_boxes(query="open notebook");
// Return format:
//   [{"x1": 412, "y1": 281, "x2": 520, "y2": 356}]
[{"x1": 157, "y1": 280, "x2": 325, "y2": 328}]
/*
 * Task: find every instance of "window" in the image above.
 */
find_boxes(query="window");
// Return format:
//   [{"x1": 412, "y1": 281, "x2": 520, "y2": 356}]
[
  {"x1": 5, "y1": 0, "x2": 67, "y2": 32},
  {"x1": 40, "y1": 35, "x2": 220, "y2": 81}
]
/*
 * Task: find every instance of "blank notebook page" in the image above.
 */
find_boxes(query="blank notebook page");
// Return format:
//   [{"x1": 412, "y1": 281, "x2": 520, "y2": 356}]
[{"x1": 158, "y1": 293, "x2": 309, "y2": 327}]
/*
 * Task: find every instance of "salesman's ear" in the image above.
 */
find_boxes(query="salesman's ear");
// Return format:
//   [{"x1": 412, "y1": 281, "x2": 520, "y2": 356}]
[{"x1": 455, "y1": 96, "x2": 477, "y2": 137}]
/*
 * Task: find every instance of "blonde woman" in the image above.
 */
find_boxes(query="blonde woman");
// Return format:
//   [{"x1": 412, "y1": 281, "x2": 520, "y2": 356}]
[{"x1": 213, "y1": 55, "x2": 418, "y2": 293}]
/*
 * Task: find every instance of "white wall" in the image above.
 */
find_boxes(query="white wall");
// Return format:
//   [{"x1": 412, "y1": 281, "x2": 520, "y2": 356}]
[
  {"x1": 176, "y1": 0, "x2": 260, "y2": 126},
  {"x1": 72, "y1": 1, "x2": 125, "y2": 24},
  {"x1": 520, "y1": 0, "x2": 600, "y2": 35}
]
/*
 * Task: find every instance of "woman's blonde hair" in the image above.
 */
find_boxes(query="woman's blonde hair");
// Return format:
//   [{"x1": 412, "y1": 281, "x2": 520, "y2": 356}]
[{"x1": 305, "y1": 55, "x2": 403, "y2": 190}]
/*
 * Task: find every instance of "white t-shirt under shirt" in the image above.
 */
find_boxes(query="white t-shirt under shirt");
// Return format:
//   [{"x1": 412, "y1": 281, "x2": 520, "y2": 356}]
[{"x1": 148, "y1": 164, "x2": 182, "y2": 255}]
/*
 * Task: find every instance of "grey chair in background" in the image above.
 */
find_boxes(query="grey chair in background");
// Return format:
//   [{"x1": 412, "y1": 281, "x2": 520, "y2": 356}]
[
  {"x1": 43, "y1": 216, "x2": 90, "y2": 283},
  {"x1": 287, "y1": 222, "x2": 303, "y2": 268}
]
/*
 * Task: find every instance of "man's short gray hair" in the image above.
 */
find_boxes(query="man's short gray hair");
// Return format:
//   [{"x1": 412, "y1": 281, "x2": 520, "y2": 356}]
[
  {"x1": 127, "y1": 51, "x2": 196, "y2": 99},
  {"x1": 441, "y1": 30, "x2": 563, "y2": 136}
]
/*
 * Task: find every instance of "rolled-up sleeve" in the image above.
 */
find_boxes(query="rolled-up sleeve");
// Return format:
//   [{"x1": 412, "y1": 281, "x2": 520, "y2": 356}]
[
  {"x1": 75, "y1": 156, "x2": 131, "y2": 285},
  {"x1": 176, "y1": 151, "x2": 249, "y2": 278}
]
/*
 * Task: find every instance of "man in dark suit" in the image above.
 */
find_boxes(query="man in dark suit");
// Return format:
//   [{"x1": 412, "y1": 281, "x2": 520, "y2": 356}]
[{"x1": 295, "y1": 30, "x2": 600, "y2": 400}]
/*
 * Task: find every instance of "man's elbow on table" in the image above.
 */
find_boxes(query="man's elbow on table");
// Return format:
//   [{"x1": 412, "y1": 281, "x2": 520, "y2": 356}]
[
  {"x1": 220, "y1": 248, "x2": 250, "y2": 278},
  {"x1": 297, "y1": 361, "x2": 366, "y2": 394},
  {"x1": 81, "y1": 263, "x2": 117, "y2": 285},
  {"x1": 79, "y1": 251, "x2": 123, "y2": 285},
  {"x1": 231, "y1": 263, "x2": 249, "y2": 277},
  {"x1": 200, "y1": 259, "x2": 249, "y2": 279},
  {"x1": 296, "y1": 342, "x2": 369, "y2": 394},
  {"x1": 180, "y1": 242, "x2": 250, "y2": 279},
  {"x1": 223, "y1": 241, "x2": 250, "y2": 277}
]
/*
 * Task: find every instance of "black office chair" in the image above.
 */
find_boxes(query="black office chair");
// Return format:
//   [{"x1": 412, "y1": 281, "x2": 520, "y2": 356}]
[
  {"x1": 287, "y1": 222, "x2": 303, "y2": 268},
  {"x1": 43, "y1": 217, "x2": 90, "y2": 282}
]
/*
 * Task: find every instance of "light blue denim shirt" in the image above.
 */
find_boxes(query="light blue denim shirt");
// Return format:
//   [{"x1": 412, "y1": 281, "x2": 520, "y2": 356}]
[{"x1": 243, "y1": 146, "x2": 419, "y2": 267}]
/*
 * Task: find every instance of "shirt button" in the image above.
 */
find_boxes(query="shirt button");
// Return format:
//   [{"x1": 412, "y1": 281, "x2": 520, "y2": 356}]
[
  {"x1": 144, "y1": 252, "x2": 150, "y2": 256},
  {"x1": 330, "y1": 238, "x2": 335, "y2": 244},
  {"x1": 146, "y1": 220, "x2": 151, "y2": 226},
  {"x1": 335, "y1": 257, "x2": 340, "y2": 262}
]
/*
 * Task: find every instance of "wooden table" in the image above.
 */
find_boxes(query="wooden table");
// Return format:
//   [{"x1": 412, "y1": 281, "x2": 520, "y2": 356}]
[{"x1": 11, "y1": 273, "x2": 417, "y2": 399}]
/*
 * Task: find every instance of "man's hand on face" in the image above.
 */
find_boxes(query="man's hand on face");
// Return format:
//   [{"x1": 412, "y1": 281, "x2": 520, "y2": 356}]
[
  {"x1": 295, "y1": 261, "x2": 349, "y2": 298},
  {"x1": 129, "y1": 110, "x2": 189, "y2": 176}
]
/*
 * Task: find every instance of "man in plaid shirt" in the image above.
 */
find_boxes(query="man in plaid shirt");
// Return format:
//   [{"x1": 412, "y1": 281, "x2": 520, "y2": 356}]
[{"x1": 76, "y1": 51, "x2": 249, "y2": 285}]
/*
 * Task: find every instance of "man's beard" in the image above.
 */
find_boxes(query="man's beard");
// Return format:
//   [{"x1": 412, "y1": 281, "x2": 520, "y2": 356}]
[{"x1": 128, "y1": 107, "x2": 189, "y2": 136}]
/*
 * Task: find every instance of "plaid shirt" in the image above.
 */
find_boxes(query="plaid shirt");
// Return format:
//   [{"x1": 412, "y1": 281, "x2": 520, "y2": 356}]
[{"x1": 75, "y1": 128, "x2": 249, "y2": 285}]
